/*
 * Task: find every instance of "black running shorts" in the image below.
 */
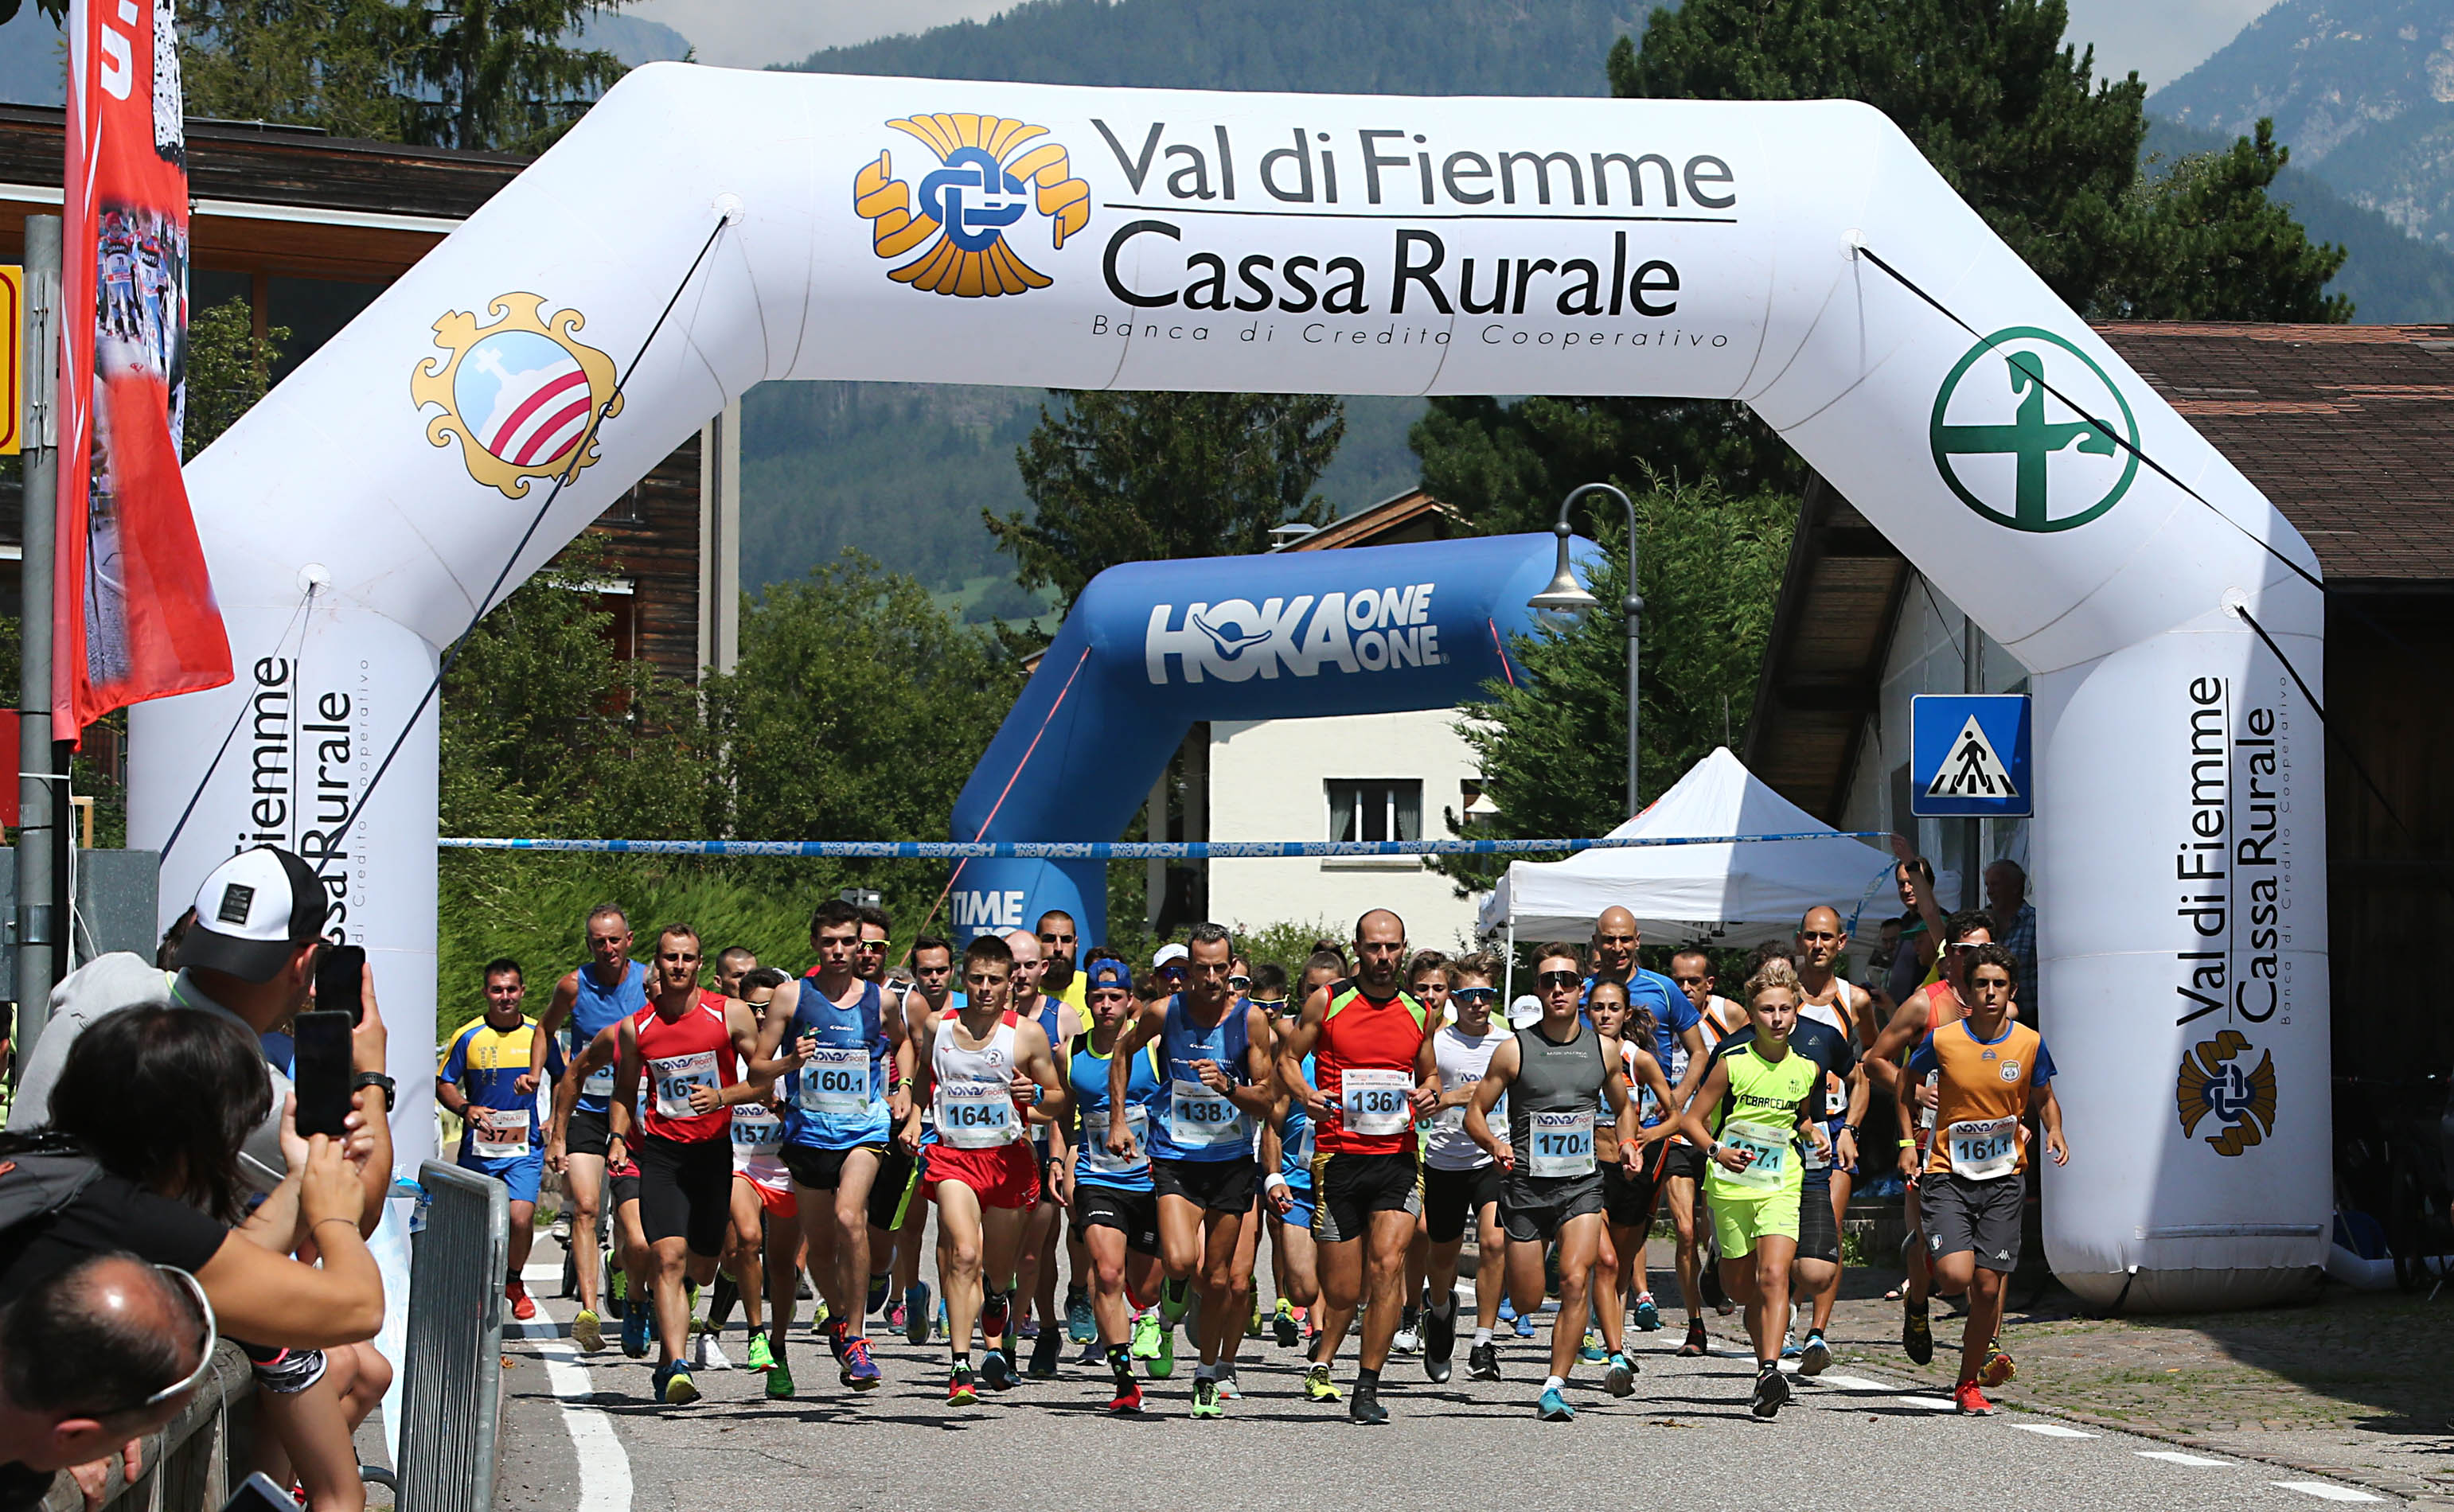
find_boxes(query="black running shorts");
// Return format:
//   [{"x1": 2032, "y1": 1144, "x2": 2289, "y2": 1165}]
[
  {"x1": 634, "y1": 1133, "x2": 732, "y2": 1257},
  {"x1": 1421, "y1": 1161, "x2": 1502, "y2": 1245},
  {"x1": 1311, "y1": 1150, "x2": 1421, "y2": 1244}
]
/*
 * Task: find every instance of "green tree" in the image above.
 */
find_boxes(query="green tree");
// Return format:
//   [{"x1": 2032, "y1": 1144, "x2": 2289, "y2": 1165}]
[
  {"x1": 397, "y1": 0, "x2": 630, "y2": 153},
  {"x1": 181, "y1": 0, "x2": 410, "y2": 138},
  {"x1": 182, "y1": 298, "x2": 289, "y2": 460},
  {"x1": 2102, "y1": 119, "x2": 2351, "y2": 321},
  {"x1": 993, "y1": 392, "x2": 1344, "y2": 614},
  {"x1": 1432, "y1": 477, "x2": 1793, "y2": 894}
]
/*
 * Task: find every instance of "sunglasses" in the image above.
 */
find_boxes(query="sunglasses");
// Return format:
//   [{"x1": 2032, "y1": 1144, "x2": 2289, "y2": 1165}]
[
  {"x1": 856, "y1": 938, "x2": 887, "y2": 952},
  {"x1": 1249, "y1": 996, "x2": 1287, "y2": 1014},
  {"x1": 1227, "y1": 975, "x2": 1251, "y2": 991},
  {"x1": 1451, "y1": 988, "x2": 1498, "y2": 1007},
  {"x1": 113, "y1": 1267, "x2": 216, "y2": 1417},
  {"x1": 1535, "y1": 969, "x2": 1583, "y2": 991},
  {"x1": 1158, "y1": 964, "x2": 1187, "y2": 979},
  {"x1": 1947, "y1": 942, "x2": 1984, "y2": 955}
]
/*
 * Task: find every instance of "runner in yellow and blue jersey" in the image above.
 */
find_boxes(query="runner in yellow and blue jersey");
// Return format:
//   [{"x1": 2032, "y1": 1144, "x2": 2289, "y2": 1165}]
[{"x1": 439, "y1": 957, "x2": 564, "y2": 1323}]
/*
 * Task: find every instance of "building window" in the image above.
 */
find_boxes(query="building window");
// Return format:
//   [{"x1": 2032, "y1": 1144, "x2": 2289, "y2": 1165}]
[
  {"x1": 1327, "y1": 779, "x2": 1422, "y2": 843},
  {"x1": 598, "y1": 482, "x2": 648, "y2": 527}
]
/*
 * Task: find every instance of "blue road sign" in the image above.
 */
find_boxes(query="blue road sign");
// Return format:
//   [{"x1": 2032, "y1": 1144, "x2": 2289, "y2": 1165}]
[{"x1": 1911, "y1": 694, "x2": 2032, "y2": 818}]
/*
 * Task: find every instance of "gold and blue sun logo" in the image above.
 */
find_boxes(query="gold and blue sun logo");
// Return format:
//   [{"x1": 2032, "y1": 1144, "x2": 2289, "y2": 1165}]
[
  {"x1": 412, "y1": 293, "x2": 620, "y2": 499},
  {"x1": 853, "y1": 114, "x2": 1090, "y2": 298},
  {"x1": 2175, "y1": 1029, "x2": 2277, "y2": 1158}
]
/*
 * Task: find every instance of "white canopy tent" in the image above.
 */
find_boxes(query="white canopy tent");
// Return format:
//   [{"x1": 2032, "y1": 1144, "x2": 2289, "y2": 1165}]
[{"x1": 1476, "y1": 747, "x2": 1896, "y2": 951}]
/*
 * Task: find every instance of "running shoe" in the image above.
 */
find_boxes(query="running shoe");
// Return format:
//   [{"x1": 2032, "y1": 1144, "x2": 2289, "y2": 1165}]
[
  {"x1": 1902, "y1": 1298, "x2": 1933, "y2": 1366},
  {"x1": 1149, "y1": 1324, "x2": 1176, "y2": 1380},
  {"x1": 1513, "y1": 1311, "x2": 1537, "y2": 1339},
  {"x1": 1106, "y1": 1378, "x2": 1144, "y2": 1414},
  {"x1": 571, "y1": 1308, "x2": 604, "y2": 1354},
  {"x1": 981, "y1": 1292, "x2": 1012, "y2": 1351},
  {"x1": 1468, "y1": 1342, "x2": 1500, "y2": 1381},
  {"x1": 1797, "y1": 1331, "x2": 1832, "y2": 1378},
  {"x1": 1980, "y1": 1339, "x2": 2016, "y2": 1389},
  {"x1": 904, "y1": 1283, "x2": 933, "y2": 1346},
  {"x1": 744, "y1": 1330, "x2": 778, "y2": 1373},
  {"x1": 1604, "y1": 1352, "x2": 1637, "y2": 1397},
  {"x1": 621, "y1": 1305, "x2": 651, "y2": 1359},
  {"x1": 1393, "y1": 1307, "x2": 1422, "y2": 1355},
  {"x1": 824, "y1": 1318, "x2": 848, "y2": 1362},
  {"x1": 886, "y1": 1300, "x2": 908, "y2": 1334},
  {"x1": 765, "y1": 1356, "x2": 794, "y2": 1401},
  {"x1": 1158, "y1": 1276, "x2": 1192, "y2": 1326},
  {"x1": 655, "y1": 1362, "x2": 700, "y2": 1406},
  {"x1": 1272, "y1": 1299, "x2": 1299, "y2": 1348},
  {"x1": 1214, "y1": 1366, "x2": 1239, "y2": 1401},
  {"x1": 1677, "y1": 1319, "x2": 1708, "y2": 1358},
  {"x1": 1348, "y1": 1381, "x2": 1388, "y2": 1425},
  {"x1": 505, "y1": 1280, "x2": 536, "y2": 1322},
  {"x1": 1632, "y1": 1294, "x2": 1662, "y2": 1332},
  {"x1": 1538, "y1": 1385, "x2": 1575, "y2": 1421},
  {"x1": 1248, "y1": 1297, "x2": 1264, "y2": 1339},
  {"x1": 1130, "y1": 1311, "x2": 1163, "y2": 1361},
  {"x1": 810, "y1": 1299, "x2": 831, "y2": 1335},
  {"x1": 1076, "y1": 1339, "x2": 1104, "y2": 1366},
  {"x1": 1067, "y1": 1294, "x2": 1097, "y2": 1345},
  {"x1": 865, "y1": 1272, "x2": 891, "y2": 1316},
  {"x1": 1422, "y1": 1292, "x2": 1457, "y2": 1382},
  {"x1": 946, "y1": 1365, "x2": 977, "y2": 1406},
  {"x1": 608, "y1": 1267, "x2": 626, "y2": 1319},
  {"x1": 1750, "y1": 1366, "x2": 1791, "y2": 1420},
  {"x1": 1020, "y1": 1316, "x2": 1040, "y2": 1340},
  {"x1": 1303, "y1": 1362, "x2": 1342, "y2": 1402},
  {"x1": 1026, "y1": 1329, "x2": 1061, "y2": 1380},
  {"x1": 1578, "y1": 1328, "x2": 1607, "y2": 1363},
  {"x1": 1192, "y1": 1377, "x2": 1223, "y2": 1418},
  {"x1": 1498, "y1": 1295, "x2": 1518, "y2": 1325},
  {"x1": 980, "y1": 1350, "x2": 1020, "y2": 1391},
  {"x1": 1953, "y1": 1379, "x2": 1996, "y2": 1416},
  {"x1": 841, "y1": 1336, "x2": 881, "y2": 1391}
]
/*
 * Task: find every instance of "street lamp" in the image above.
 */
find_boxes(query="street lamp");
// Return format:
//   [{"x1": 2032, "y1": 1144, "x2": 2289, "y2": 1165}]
[{"x1": 1527, "y1": 481, "x2": 1642, "y2": 817}]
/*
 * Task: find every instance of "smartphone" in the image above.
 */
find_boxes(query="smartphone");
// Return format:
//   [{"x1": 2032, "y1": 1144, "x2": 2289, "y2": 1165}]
[
  {"x1": 292, "y1": 1009, "x2": 356, "y2": 1140},
  {"x1": 222, "y1": 1473, "x2": 302, "y2": 1512},
  {"x1": 316, "y1": 943, "x2": 366, "y2": 1025}
]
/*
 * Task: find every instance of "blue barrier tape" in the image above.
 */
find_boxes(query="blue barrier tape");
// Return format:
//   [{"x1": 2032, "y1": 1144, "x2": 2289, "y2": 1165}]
[{"x1": 439, "y1": 832, "x2": 1890, "y2": 859}]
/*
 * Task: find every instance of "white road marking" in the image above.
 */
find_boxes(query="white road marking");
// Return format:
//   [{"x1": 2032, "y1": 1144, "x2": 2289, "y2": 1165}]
[
  {"x1": 1812, "y1": 1374, "x2": 1891, "y2": 1392},
  {"x1": 534, "y1": 1335, "x2": 634, "y2": 1512},
  {"x1": 2008, "y1": 1421, "x2": 2096, "y2": 1438},
  {"x1": 2269, "y1": 1482, "x2": 2383, "y2": 1503},
  {"x1": 522, "y1": 1264, "x2": 564, "y2": 1282},
  {"x1": 1890, "y1": 1395, "x2": 1960, "y2": 1411},
  {"x1": 508, "y1": 1320, "x2": 570, "y2": 1340},
  {"x1": 2137, "y1": 1451, "x2": 2233, "y2": 1467}
]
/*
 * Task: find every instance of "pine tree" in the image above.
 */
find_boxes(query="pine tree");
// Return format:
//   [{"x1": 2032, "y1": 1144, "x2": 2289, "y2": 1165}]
[
  {"x1": 994, "y1": 392, "x2": 1344, "y2": 614},
  {"x1": 397, "y1": 0, "x2": 630, "y2": 154}
]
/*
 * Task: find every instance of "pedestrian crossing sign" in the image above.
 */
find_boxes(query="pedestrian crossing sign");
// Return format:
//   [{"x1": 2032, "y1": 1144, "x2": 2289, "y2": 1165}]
[{"x1": 1911, "y1": 694, "x2": 2031, "y2": 817}]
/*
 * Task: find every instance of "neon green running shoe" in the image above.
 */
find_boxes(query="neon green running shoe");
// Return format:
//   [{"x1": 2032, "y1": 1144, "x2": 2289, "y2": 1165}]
[
  {"x1": 1130, "y1": 1312, "x2": 1162, "y2": 1361},
  {"x1": 765, "y1": 1356, "x2": 794, "y2": 1401},
  {"x1": 1148, "y1": 1323, "x2": 1177, "y2": 1380},
  {"x1": 745, "y1": 1333, "x2": 775, "y2": 1372}
]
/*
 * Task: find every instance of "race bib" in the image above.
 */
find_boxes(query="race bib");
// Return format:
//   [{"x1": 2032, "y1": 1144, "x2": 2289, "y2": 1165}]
[
  {"x1": 936, "y1": 1081, "x2": 1016, "y2": 1148},
  {"x1": 468, "y1": 1106, "x2": 529, "y2": 1160},
  {"x1": 1947, "y1": 1116, "x2": 2019, "y2": 1181},
  {"x1": 651, "y1": 1051, "x2": 720, "y2": 1119},
  {"x1": 581, "y1": 1064, "x2": 616, "y2": 1098},
  {"x1": 798, "y1": 1044, "x2": 872, "y2": 1117},
  {"x1": 1079, "y1": 1105, "x2": 1149, "y2": 1179},
  {"x1": 1340, "y1": 1068, "x2": 1413, "y2": 1136},
  {"x1": 1430, "y1": 1073, "x2": 1481, "y2": 1132},
  {"x1": 1527, "y1": 1109, "x2": 1595, "y2": 1178},
  {"x1": 1286, "y1": 1118, "x2": 1314, "y2": 1171},
  {"x1": 1824, "y1": 1072, "x2": 1849, "y2": 1119},
  {"x1": 1169, "y1": 1079, "x2": 1248, "y2": 1149},
  {"x1": 1718, "y1": 1119, "x2": 1790, "y2": 1191},
  {"x1": 732, "y1": 1105, "x2": 783, "y2": 1157}
]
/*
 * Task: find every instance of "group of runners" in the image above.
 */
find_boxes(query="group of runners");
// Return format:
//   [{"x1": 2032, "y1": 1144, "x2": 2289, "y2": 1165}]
[{"x1": 438, "y1": 884, "x2": 2067, "y2": 1423}]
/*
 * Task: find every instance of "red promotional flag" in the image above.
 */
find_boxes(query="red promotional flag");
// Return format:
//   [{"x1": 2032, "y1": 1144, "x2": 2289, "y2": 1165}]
[{"x1": 57, "y1": 0, "x2": 232, "y2": 743}]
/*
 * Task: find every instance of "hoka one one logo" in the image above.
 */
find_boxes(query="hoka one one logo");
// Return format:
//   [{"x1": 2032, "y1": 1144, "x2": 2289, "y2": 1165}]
[{"x1": 1145, "y1": 584, "x2": 1445, "y2": 685}]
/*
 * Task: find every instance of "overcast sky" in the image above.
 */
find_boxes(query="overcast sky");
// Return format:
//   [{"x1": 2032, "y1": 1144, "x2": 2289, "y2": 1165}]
[{"x1": 637, "y1": 0, "x2": 2278, "y2": 92}]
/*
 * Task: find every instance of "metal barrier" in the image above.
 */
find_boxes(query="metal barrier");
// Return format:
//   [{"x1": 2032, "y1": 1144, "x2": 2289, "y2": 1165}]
[
  {"x1": 396, "y1": 1162, "x2": 508, "y2": 1512},
  {"x1": 42, "y1": 1342, "x2": 255, "y2": 1512}
]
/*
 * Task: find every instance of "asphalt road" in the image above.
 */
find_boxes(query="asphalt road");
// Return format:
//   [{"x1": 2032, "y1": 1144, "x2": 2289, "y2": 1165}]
[{"x1": 492, "y1": 1234, "x2": 2397, "y2": 1511}]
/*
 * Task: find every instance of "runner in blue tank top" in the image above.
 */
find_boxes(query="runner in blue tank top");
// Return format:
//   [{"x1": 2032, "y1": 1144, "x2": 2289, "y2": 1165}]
[
  {"x1": 1063, "y1": 953, "x2": 1168, "y2": 1411},
  {"x1": 1262, "y1": 951, "x2": 1343, "y2": 1359},
  {"x1": 1106, "y1": 924, "x2": 1276, "y2": 1418},
  {"x1": 751, "y1": 899, "x2": 917, "y2": 1397},
  {"x1": 533, "y1": 904, "x2": 647, "y2": 1352}
]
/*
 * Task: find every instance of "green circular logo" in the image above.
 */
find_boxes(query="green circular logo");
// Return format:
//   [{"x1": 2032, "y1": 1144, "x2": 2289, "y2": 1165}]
[{"x1": 1929, "y1": 326, "x2": 2139, "y2": 532}]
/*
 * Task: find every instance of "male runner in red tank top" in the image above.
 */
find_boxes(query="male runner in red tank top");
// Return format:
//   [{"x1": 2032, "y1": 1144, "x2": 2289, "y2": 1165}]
[
  {"x1": 1277, "y1": 908, "x2": 1439, "y2": 1424},
  {"x1": 610, "y1": 923, "x2": 770, "y2": 1405}
]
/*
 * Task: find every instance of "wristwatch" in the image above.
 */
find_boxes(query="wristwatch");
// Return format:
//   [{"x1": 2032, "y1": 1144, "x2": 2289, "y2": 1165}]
[{"x1": 351, "y1": 1070, "x2": 398, "y2": 1112}]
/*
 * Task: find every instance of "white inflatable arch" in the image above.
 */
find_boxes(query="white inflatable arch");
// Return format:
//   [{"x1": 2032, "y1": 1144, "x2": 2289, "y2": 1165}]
[{"x1": 131, "y1": 65, "x2": 2328, "y2": 1311}]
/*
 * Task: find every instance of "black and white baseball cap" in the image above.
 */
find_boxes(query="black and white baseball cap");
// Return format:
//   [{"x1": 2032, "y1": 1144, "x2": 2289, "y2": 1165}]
[{"x1": 174, "y1": 846, "x2": 330, "y2": 982}]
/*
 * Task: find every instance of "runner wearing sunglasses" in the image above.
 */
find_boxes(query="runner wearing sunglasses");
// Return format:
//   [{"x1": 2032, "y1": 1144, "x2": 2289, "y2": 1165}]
[{"x1": 1417, "y1": 953, "x2": 1509, "y2": 1382}]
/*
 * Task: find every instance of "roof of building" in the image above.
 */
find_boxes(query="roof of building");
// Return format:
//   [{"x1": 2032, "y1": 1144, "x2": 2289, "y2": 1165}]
[
  {"x1": 1746, "y1": 321, "x2": 2454, "y2": 823},
  {"x1": 1277, "y1": 489, "x2": 1468, "y2": 551},
  {"x1": 0, "y1": 103, "x2": 526, "y2": 279}
]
